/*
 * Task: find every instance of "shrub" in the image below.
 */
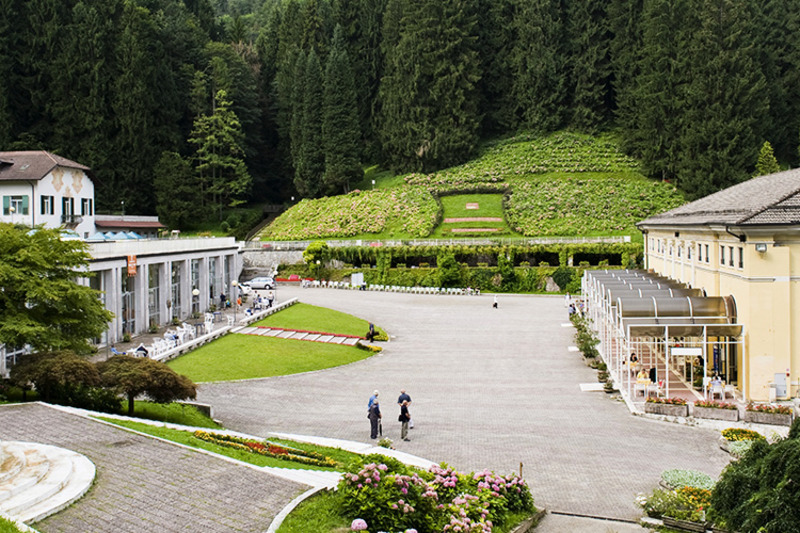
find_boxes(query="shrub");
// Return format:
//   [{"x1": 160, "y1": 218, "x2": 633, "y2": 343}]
[
  {"x1": 710, "y1": 419, "x2": 800, "y2": 532},
  {"x1": 661, "y1": 469, "x2": 715, "y2": 491},
  {"x1": 551, "y1": 266, "x2": 575, "y2": 291}
]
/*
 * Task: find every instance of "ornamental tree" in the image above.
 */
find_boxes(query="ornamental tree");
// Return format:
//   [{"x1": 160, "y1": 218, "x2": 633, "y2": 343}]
[
  {"x1": 0, "y1": 224, "x2": 113, "y2": 354},
  {"x1": 99, "y1": 355, "x2": 196, "y2": 416}
]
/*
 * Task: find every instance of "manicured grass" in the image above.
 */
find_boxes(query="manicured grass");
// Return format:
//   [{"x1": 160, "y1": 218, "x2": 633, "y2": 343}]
[
  {"x1": 127, "y1": 401, "x2": 221, "y2": 429},
  {"x1": 254, "y1": 302, "x2": 383, "y2": 338},
  {"x1": 440, "y1": 193, "x2": 506, "y2": 218},
  {"x1": 277, "y1": 490, "x2": 350, "y2": 533},
  {"x1": 96, "y1": 418, "x2": 361, "y2": 471},
  {"x1": 0, "y1": 517, "x2": 26, "y2": 533},
  {"x1": 166, "y1": 334, "x2": 371, "y2": 382}
]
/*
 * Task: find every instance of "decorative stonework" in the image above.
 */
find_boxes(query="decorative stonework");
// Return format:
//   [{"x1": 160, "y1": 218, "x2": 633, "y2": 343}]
[
  {"x1": 71, "y1": 171, "x2": 84, "y2": 193},
  {"x1": 51, "y1": 168, "x2": 64, "y2": 192}
]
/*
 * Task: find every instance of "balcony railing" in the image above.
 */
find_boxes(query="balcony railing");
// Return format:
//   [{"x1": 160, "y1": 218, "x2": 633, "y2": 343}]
[{"x1": 61, "y1": 214, "x2": 84, "y2": 225}]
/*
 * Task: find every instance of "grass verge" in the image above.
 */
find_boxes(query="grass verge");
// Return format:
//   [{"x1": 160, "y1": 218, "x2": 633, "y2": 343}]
[
  {"x1": 0, "y1": 517, "x2": 27, "y2": 533},
  {"x1": 254, "y1": 302, "x2": 385, "y2": 338},
  {"x1": 126, "y1": 401, "x2": 221, "y2": 428},
  {"x1": 96, "y1": 418, "x2": 361, "y2": 471},
  {"x1": 167, "y1": 334, "x2": 372, "y2": 382}
]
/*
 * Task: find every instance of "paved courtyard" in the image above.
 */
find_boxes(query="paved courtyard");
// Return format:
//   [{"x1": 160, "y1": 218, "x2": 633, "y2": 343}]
[{"x1": 199, "y1": 287, "x2": 731, "y2": 522}]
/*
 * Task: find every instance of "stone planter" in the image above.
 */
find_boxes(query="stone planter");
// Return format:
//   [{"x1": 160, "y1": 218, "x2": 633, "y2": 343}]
[
  {"x1": 744, "y1": 410, "x2": 793, "y2": 426},
  {"x1": 645, "y1": 402, "x2": 689, "y2": 417},
  {"x1": 662, "y1": 516, "x2": 708, "y2": 532},
  {"x1": 693, "y1": 405, "x2": 739, "y2": 421}
]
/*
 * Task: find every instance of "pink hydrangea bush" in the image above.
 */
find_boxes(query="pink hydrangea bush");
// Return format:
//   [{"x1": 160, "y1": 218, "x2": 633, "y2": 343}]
[{"x1": 338, "y1": 456, "x2": 535, "y2": 533}]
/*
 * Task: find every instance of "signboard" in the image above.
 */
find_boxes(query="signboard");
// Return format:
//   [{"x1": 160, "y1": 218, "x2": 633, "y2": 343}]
[
  {"x1": 127, "y1": 255, "x2": 137, "y2": 277},
  {"x1": 670, "y1": 347, "x2": 702, "y2": 357}
]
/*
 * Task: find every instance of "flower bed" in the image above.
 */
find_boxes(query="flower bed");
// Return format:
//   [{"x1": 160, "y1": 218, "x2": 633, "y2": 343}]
[
  {"x1": 660, "y1": 470, "x2": 715, "y2": 491},
  {"x1": 640, "y1": 483, "x2": 711, "y2": 530},
  {"x1": 645, "y1": 398, "x2": 688, "y2": 417},
  {"x1": 692, "y1": 401, "x2": 739, "y2": 421},
  {"x1": 721, "y1": 427, "x2": 765, "y2": 442},
  {"x1": 744, "y1": 403, "x2": 794, "y2": 426},
  {"x1": 340, "y1": 460, "x2": 535, "y2": 533},
  {"x1": 193, "y1": 431, "x2": 336, "y2": 467}
]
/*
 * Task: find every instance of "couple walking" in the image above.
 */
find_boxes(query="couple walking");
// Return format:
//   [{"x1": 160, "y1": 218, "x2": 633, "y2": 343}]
[{"x1": 367, "y1": 389, "x2": 413, "y2": 441}]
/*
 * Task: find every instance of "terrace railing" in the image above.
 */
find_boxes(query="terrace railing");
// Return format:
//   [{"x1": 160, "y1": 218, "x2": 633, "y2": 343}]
[{"x1": 242, "y1": 235, "x2": 632, "y2": 251}]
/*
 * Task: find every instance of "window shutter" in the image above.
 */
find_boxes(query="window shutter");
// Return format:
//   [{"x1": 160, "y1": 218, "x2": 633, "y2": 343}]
[
  {"x1": 3, "y1": 196, "x2": 8, "y2": 215},
  {"x1": 22, "y1": 196, "x2": 29, "y2": 215}
]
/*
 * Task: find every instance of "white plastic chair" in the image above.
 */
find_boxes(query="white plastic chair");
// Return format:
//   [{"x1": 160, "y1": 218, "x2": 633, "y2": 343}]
[
  {"x1": 226, "y1": 316, "x2": 235, "y2": 326},
  {"x1": 711, "y1": 383, "x2": 724, "y2": 400}
]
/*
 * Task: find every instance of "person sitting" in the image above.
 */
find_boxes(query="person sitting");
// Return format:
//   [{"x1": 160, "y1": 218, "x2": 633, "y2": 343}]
[{"x1": 636, "y1": 369, "x2": 649, "y2": 383}]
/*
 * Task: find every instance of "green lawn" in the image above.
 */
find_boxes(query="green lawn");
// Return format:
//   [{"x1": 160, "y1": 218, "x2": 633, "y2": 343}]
[
  {"x1": 432, "y1": 193, "x2": 514, "y2": 237},
  {"x1": 0, "y1": 517, "x2": 26, "y2": 533},
  {"x1": 254, "y1": 302, "x2": 384, "y2": 338},
  {"x1": 167, "y1": 334, "x2": 371, "y2": 382},
  {"x1": 96, "y1": 418, "x2": 361, "y2": 471}
]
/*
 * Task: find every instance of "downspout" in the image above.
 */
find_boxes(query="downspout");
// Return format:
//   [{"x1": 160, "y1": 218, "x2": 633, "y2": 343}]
[
  {"x1": 725, "y1": 226, "x2": 746, "y2": 242},
  {"x1": 29, "y1": 180, "x2": 35, "y2": 228}
]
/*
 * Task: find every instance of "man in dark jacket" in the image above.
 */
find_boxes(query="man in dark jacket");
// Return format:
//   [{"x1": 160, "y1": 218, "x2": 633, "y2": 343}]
[{"x1": 368, "y1": 399, "x2": 381, "y2": 439}]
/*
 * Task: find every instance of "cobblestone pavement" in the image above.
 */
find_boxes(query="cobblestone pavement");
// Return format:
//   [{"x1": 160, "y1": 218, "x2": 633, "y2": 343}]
[
  {"x1": 0, "y1": 403, "x2": 307, "y2": 533},
  {"x1": 198, "y1": 287, "x2": 731, "y2": 522}
]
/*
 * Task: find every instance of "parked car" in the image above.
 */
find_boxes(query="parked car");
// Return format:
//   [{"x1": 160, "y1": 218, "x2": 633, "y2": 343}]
[{"x1": 242, "y1": 276, "x2": 275, "y2": 290}]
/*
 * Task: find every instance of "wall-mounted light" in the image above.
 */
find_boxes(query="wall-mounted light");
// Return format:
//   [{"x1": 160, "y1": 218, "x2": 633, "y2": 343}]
[{"x1": 755, "y1": 243, "x2": 767, "y2": 253}]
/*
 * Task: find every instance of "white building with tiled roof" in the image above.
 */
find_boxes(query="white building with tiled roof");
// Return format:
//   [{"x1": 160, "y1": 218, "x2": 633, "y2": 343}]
[
  {"x1": 0, "y1": 151, "x2": 96, "y2": 237},
  {"x1": 638, "y1": 169, "x2": 800, "y2": 401}
]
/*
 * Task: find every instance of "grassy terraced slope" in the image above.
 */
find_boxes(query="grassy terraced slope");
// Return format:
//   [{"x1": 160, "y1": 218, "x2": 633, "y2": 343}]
[{"x1": 258, "y1": 131, "x2": 685, "y2": 240}]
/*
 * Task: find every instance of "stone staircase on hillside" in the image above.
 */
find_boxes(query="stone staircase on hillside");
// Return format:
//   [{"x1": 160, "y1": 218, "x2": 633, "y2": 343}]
[{"x1": 0, "y1": 441, "x2": 95, "y2": 524}]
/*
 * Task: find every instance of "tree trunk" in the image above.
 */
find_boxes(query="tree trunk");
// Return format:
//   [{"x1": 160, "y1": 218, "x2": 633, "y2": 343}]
[{"x1": 128, "y1": 393, "x2": 135, "y2": 416}]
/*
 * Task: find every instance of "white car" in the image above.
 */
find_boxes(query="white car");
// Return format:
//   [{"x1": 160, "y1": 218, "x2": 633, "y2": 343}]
[{"x1": 243, "y1": 277, "x2": 275, "y2": 290}]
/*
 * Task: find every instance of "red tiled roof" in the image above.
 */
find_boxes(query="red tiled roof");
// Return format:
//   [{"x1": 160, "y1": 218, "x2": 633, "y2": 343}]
[{"x1": 94, "y1": 220, "x2": 165, "y2": 229}]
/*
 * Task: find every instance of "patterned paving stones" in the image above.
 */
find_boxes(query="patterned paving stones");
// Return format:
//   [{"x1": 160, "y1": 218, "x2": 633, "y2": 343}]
[
  {"x1": 0, "y1": 403, "x2": 307, "y2": 533},
  {"x1": 198, "y1": 287, "x2": 732, "y2": 523}
]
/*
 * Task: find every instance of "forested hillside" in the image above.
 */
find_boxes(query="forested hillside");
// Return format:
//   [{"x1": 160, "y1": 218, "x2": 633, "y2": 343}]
[{"x1": 2, "y1": 0, "x2": 798, "y2": 225}]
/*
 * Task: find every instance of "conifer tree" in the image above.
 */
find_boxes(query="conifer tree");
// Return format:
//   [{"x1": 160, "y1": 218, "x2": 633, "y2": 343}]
[
  {"x1": 322, "y1": 26, "x2": 363, "y2": 194},
  {"x1": 295, "y1": 49, "x2": 325, "y2": 197},
  {"x1": 754, "y1": 141, "x2": 781, "y2": 177},
  {"x1": 476, "y1": 0, "x2": 515, "y2": 133},
  {"x1": 378, "y1": 0, "x2": 481, "y2": 172},
  {"x1": 189, "y1": 89, "x2": 253, "y2": 214},
  {"x1": 608, "y1": 0, "x2": 644, "y2": 153},
  {"x1": 679, "y1": 0, "x2": 767, "y2": 198},
  {"x1": 509, "y1": 0, "x2": 567, "y2": 132},
  {"x1": 566, "y1": 0, "x2": 613, "y2": 130}
]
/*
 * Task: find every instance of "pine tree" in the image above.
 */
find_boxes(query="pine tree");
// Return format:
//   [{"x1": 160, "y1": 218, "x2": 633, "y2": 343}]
[
  {"x1": 679, "y1": 0, "x2": 767, "y2": 198},
  {"x1": 566, "y1": 0, "x2": 613, "y2": 130},
  {"x1": 509, "y1": 0, "x2": 567, "y2": 132},
  {"x1": 295, "y1": 49, "x2": 325, "y2": 198},
  {"x1": 154, "y1": 151, "x2": 200, "y2": 229},
  {"x1": 475, "y1": 0, "x2": 515, "y2": 133},
  {"x1": 608, "y1": 0, "x2": 644, "y2": 153},
  {"x1": 754, "y1": 141, "x2": 781, "y2": 177},
  {"x1": 189, "y1": 89, "x2": 253, "y2": 214},
  {"x1": 378, "y1": 0, "x2": 481, "y2": 172},
  {"x1": 624, "y1": 0, "x2": 692, "y2": 181},
  {"x1": 322, "y1": 26, "x2": 363, "y2": 194}
]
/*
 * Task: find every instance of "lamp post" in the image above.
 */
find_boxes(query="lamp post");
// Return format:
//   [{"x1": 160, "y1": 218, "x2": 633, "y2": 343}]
[
  {"x1": 371, "y1": 179, "x2": 375, "y2": 190},
  {"x1": 231, "y1": 280, "x2": 238, "y2": 325},
  {"x1": 192, "y1": 288, "x2": 200, "y2": 315}
]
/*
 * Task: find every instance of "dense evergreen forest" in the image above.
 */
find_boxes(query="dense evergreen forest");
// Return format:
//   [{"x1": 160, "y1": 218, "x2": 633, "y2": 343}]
[{"x1": 2, "y1": 0, "x2": 799, "y2": 226}]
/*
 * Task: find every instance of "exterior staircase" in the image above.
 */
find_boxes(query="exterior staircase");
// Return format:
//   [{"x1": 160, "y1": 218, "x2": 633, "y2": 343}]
[
  {"x1": 0, "y1": 441, "x2": 95, "y2": 524},
  {"x1": 238, "y1": 326, "x2": 361, "y2": 346}
]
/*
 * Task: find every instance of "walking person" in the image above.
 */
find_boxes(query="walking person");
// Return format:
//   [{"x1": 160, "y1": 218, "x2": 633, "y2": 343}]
[
  {"x1": 368, "y1": 398, "x2": 381, "y2": 439},
  {"x1": 398, "y1": 400, "x2": 410, "y2": 441},
  {"x1": 397, "y1": 389, "x2": 413, "y2": 429}
]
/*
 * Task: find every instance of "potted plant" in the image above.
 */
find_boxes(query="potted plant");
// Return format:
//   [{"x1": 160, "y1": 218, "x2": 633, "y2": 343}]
[
  {"x1": 693, "y1": 400, "x2": 739, "y2": 421},
  {"x1": 645, "y1": 397, "x2": 689, "y2": 417},
  {"x1": 744, "y1": 403, "x2": 793, "y2": 426}
]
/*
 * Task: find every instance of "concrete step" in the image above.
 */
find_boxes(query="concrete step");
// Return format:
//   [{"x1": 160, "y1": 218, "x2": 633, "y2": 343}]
[
  {"x1": 303, "y1": 334, "x2": 321, "y2": 342},
  {"x1": 0, "y1": 446, "x2": 26, "y2": 485},
  {"x1": 0, "y1": 442, "x2": 96, "y2": 524},
  {"x1": 341, "y1": 338, "x2": 360, "y2": 346},
  {"x1": 264, "y1": 329, "x2": 282, "y2": 337},
  {"x1": 276, "y1": 330, "x2": 295, "y2": 339},
  {"x1": 238, "y1": 327, "x2": 257, "y2": 335},
  {"x1": 329, "y1": 337, "x2": 347, "y2": 344},
  {"x1": 290, "y1": 332, "x2": 308, "y2": 340},
  {"x1": 316, "y1": 335, "x2": 334, "y2": 343}
]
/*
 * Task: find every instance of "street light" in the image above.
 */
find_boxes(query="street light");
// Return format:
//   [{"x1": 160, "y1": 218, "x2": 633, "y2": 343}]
[
  {"x1": 231, "y1": 280, "x2": 238, "y2": 325},
  {"x1": 371, "y1": 180, "x2": 375, "y2": 190},
  {"x1": 192, "y1": 288, "x2": 200, "y2": 315}
]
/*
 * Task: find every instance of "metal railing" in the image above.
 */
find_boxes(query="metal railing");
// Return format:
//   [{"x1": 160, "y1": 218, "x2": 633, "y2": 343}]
[{"x1": 242, "y1": 235, "x2": 632, "y2": 251}]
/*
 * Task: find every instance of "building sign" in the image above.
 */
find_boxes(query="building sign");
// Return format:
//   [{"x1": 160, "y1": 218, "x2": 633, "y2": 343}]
[{"x1": 127, "y1": 255, "x2": 137, "y2": 277}]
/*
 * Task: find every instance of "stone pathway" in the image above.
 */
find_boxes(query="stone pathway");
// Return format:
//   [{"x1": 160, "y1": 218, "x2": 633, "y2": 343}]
[
  {"x1": 0, "y1": 403, "x2": 307, "y2": 533},
  {"x1": 198, "y1": 287, "x2": 731, "y2": 523}
]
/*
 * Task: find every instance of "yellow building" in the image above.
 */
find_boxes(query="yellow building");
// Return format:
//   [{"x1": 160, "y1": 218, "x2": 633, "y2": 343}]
[{"x1": 637, "y1": 169, "x2": 800, "y2": 401}]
